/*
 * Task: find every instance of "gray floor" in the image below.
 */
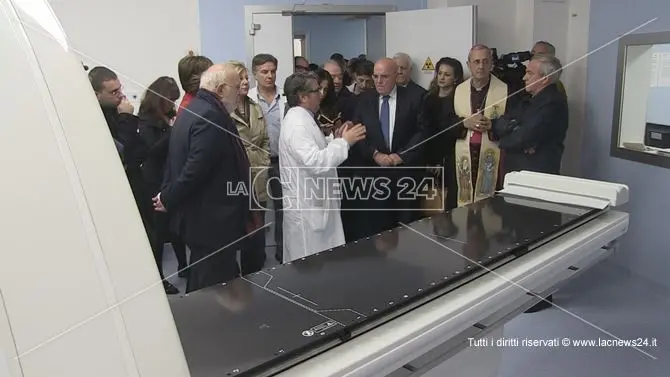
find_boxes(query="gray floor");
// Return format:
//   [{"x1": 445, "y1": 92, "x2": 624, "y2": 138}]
[
  {"x1": 498, "y1": 259, "x2": 670, "y2": 377},
  {"x1": 162, "y1": 238, "x2": 669, "y2": 376}
]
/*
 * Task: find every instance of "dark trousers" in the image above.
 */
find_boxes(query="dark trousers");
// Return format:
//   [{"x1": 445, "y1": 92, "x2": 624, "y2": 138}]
[
  {"x1": 129, "y1": 169, "x2": 152, "y2": 232},
  {"x1": 339, "y1": 167, "x2": 364, "y2": 243},
  {"x1": 341, "y1": 197, "x2": 365, "y2": 243},
  {"x1": 151, "y1": 212, "x2": 188, "y2": 279},
  {"x1": 269, "y1": 158, "x2": 283, "y2": 262},
  {"x1": 240, "y1": 201, "x2": 267, "y2": 275},
  {"x1": 443, "y1": 153, "x2": 458, "y2": 210},
  {"x1": 354, "y1": 169, "x2": 422, "y2": 240},
  {"x1": 185, "y1": 242, "x2": 239, "y2": 293}
]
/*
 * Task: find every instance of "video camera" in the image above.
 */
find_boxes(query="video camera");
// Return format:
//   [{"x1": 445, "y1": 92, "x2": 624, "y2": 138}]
[{"x1": 491, "y1": 48, "x2": 532, "y2": 93}]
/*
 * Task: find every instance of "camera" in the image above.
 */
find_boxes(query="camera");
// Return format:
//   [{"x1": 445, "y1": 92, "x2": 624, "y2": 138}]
[
  {"x1": 497, "y1": 50, "x2": 532, "y2": 65},
  {"x1": 491, "y1": 48, "x2": 532, "y2": 94}
]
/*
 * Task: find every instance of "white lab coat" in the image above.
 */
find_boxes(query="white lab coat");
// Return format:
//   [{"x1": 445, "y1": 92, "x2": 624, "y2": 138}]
[{"x1": 279, "y1": 106, "x2": 350, "y2": 262}]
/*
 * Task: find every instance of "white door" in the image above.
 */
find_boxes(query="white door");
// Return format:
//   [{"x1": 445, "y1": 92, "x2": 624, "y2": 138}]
[
  {"x1": 250, "y1": 13, "x2": 294, "y2": 91},
  {"x1": 365, "y1": 15, "x2": 386, "y2": 62},
  {"x1": 386, "y1": 6, "x2": 475, "y2": 89}
]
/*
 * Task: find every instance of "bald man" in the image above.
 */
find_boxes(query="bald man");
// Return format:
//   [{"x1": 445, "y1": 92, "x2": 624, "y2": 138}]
[
  {"x1": 347, "y1": 57, "x2": 426, "y2": 240},
  {"x1": 158, "y1": 63, "x2": 258, "y2": 293}
]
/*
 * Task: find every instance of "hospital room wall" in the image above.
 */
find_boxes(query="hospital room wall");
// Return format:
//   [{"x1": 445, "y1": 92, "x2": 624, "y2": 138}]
[
  {"x1": 197, "y1": 0, "x2": 427, "y2": 64},
  {"x1": 584, "y1": 0, "x2": 670, "y2": 290},
  {"x1": 48, "y1": 0, "x2": 200, "y2": 110}
]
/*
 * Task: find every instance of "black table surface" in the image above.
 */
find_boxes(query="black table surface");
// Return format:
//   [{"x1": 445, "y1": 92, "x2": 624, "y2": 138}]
[{"x1": 168, "y1": 195, "x2": 598, "y2": 377}]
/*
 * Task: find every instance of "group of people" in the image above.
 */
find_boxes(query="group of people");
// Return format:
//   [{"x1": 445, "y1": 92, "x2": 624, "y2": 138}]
[{"x1": 88, "y1": 41, "x2": 569, "y2": 302}]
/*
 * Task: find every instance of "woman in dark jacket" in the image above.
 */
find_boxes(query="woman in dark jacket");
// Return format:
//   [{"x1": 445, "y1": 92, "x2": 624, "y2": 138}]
[
  {"x1": 138, "y1": 76, "x2": 187, "y2": 294},
  {"x1": 423, "y1": 57, "x2": 464, "y2": 210}
]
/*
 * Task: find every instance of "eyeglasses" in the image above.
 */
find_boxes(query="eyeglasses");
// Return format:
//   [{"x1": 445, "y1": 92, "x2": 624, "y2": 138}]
[{"x1": 300, "y1": 88, "x2": 320, "y2": 96}]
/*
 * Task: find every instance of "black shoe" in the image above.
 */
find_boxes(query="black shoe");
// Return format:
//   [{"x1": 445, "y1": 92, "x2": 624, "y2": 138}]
[
  {"x1": 525, "y1": 294, "x2": 553, "y2": 313},
  {"x1": 164, "y1": 281, "x2": 179, "y2": 295}
]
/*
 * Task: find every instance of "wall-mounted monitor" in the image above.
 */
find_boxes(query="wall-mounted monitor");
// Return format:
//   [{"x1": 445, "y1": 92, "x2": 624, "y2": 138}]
[{"x1": 611, "y1": 31, "x2": 670, "y2": 167}]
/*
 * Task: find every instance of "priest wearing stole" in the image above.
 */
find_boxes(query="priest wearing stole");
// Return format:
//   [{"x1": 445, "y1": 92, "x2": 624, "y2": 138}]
[{"x1": 453, "y1": 44, "x2": 516, "y2": 207}]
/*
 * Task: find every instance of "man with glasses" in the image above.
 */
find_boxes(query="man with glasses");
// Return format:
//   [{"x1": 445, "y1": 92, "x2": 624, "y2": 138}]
[
  {"x1": 279, "y1": 72, "x2": 365, "y2": 262},
  {"x1": 89, "y1": 66, "x2": 140, "y2": 164},
  {"x1": 89, "y1": 66, "x2": 147, "y2": 229},
  {"x1": 294, "y1": 56, "x2": 310, "y2": 73},
  {"x1": 155, "y1": 63, "x2": 259, "y2": 293}
]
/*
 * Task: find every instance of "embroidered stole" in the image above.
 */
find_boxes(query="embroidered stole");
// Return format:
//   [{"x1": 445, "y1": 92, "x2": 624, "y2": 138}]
[{"x1": 453, "y1": 75, "x2": 508, "y2": 207}]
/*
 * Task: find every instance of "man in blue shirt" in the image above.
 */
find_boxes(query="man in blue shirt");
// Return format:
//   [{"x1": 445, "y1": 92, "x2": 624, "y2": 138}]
[{"x1": 247, "y1": 54, "x2": 286, "y2": 262}]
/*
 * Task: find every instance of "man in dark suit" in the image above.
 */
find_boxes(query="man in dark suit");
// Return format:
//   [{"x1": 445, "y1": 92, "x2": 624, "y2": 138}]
[
  {"x1": 347, "y1": 58, "x2": 426, "y2": 240},
  {"x1": 89, "y1": 66, "x2": 149, "y2": 234},
  {"x1": 154, "y1": 63, "x2": 258, "y2": 293},
  {"x1": 88, "y1": 66, "x2": 142, "y2": 164},
  {"x1": 494, "y1": 54, "x2": 568, "y2": 313},
  {"x1": 325, "y1": 59, "x2": 362, "y2": 240},
  {"x1": 495, "y1": 54, "x2": 569, "y2": 176},
  {"x1": 323, "y1": 59, "x2": 354, "y2": 119},
  {"x1": 394, "y1": 52, "x2": 427, "y2": 103}
]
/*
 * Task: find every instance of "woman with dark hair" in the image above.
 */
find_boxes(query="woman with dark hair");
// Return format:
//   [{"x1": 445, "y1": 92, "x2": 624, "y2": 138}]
[
  {"x1": 423, "y1": 57, "x2": 465, "y2": 211},
  {"x1": 176, "y1": 54, "x2": 213, "y2": 115},
  {"x1": 138, "y1": 76, "x2": 187, "y2": 294},
  {"x1": 315, "y1": 69, "x2": 342, "y2": 135}
]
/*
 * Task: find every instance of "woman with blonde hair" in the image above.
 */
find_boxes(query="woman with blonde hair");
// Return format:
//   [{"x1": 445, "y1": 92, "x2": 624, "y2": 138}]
[{"x1": 228, "y1": 60, "x2": 270, "y2": 274}]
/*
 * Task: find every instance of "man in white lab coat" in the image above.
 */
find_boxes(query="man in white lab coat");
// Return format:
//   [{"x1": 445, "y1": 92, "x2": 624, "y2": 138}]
[{"x1": 279, "y1": 72, "x2": 366, "y2": 262}]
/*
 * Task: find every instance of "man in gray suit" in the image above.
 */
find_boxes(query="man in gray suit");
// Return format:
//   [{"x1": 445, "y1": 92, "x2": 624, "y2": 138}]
[
  {"x1": 494, "y1": 54, "x2": 569, "y2": 312},
  {"x1": 495, "y1": 54, "x2": 568, "y2": 176}
]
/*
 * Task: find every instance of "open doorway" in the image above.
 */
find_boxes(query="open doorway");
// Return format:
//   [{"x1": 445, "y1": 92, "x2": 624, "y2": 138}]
[
  {"x1": 291, "y1": 14, "x2": 385, "y2": 65},
  {"x1": 293, "y1": 33, "x2": 306, "y2": 58},
  {"x1": 245, "y1": 5, "x2": 475, "y2": 89}
]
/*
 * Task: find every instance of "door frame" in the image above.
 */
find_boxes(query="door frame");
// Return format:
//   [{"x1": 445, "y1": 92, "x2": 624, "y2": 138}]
[
  {"x1": 244, "y1": 4, "x2": 396, "y2": 70},
  {"x1": 292, "y1": 32, "x2": 308, "y2": 60}
]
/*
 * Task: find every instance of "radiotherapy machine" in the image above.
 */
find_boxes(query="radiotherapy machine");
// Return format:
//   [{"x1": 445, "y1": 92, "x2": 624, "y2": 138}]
[{"x1": 0, "y1": 1, "x2": 629, "y2": 376}]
